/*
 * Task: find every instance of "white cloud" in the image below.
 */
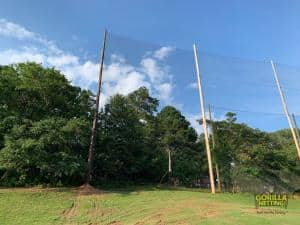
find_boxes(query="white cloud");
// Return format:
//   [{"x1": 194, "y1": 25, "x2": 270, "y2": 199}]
[
  {"x1": 0, "y1": 48, "x2": 45, "y2": 65},
  {"x1": 0, "y1": 19, "x2": 35, "y2": 40},
  {"x1": 157, "y1": 83, "x2": 173, "y2": 103},
  {"x1": 103, "y1": 54, "x2": 135, "y2": 83},
  {"x1": 61, "y1": 61, "x2": 99, "y2": 86},
  {"x1": 110, "y1": 54, "x2": 126, "y2": 64},
  {"x1": 0, "y1": 19, "x2": 178, "y2": 109},
  {"x1": 141, "y1": 58, "x2": 167, "y2": 83},
  {"x1": 104, "y1": 71, "x2": 150, "y2": 96},
  {"x1": 153, "y1": 46, "x2": 174, "y2": 60},
  {"x1": 140, "y1": 47, "x2": 175, "y2": 103},
  {"x1": 186, "y1": 114, "x2": 202, "y2": 134},
  {"x1": 0, "y1": 18, "x2": 62, "y2": 54},
  {"x1": 185, "y1": 111, "x2": 226, "y2": 135},
  {"x1": 188, "y1": 82, "x2": 198, "y2": 89},
  {"x1": 47, "y1": 54, "x2": 79, "y2": 67}
]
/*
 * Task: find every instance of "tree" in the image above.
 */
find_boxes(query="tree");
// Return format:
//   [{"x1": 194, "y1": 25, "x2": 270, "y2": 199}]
[
  {"x1": 0, "y1": 118, "x2": 90, "y2": 186},
  {"x1": 212, "y1": 112, "x2": 299, "y2": 191},
  {"x1": 93, "y1": 94, "x2": 146, "y2": 183},
  {"x1": 0, "y1": 63, "x2": 93, "y2": 121},
  {"x1": 0, "y1": 63, "x2": 93, "y2": 186},
  {"x1": 157, "y1": 106, "x2": 202, "y2": 185},
  {"x1": 1, "y1": 62, "x2": 299, "y2": 190},
  {"x1": 128, "y1": 87, "x2": 164, "y2": 181}
]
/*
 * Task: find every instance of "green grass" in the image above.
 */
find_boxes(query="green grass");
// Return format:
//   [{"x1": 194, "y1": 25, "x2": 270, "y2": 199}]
[{"x1": 0, "y1": 186, "x2": 299, "y2": 225}]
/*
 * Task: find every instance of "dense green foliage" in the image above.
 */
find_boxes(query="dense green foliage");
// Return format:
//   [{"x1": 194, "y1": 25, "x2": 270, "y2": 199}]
[
  {"x1": 0, "y1": 63, "x2": 92, "y2": 186},
  {"x1": 212, "y1": 113, "x2": 300, "y2": 192},
  {"x1": 157, "y1": 106, "x2": 205, "y2": 184},
  {"x1": 0, "y1": 63, "x2": 202, "y2": 186},
  {"x1": 0, "y1": 63, "x2": 299, "y2": 190}
]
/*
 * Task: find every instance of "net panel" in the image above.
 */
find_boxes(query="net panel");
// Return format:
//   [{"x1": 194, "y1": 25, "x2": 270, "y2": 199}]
[{"x1": 100, "y1": 32, "x2": 300, "y2": 193}]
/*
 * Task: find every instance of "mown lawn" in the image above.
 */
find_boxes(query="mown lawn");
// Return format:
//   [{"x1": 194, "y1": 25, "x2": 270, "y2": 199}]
[{"x1": 0, "y1": 186, "x2": 299, "y2": 225}]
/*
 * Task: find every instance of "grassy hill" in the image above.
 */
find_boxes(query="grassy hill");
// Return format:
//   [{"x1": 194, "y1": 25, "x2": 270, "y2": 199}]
[{"x1": 0, "y1": 186, "x2": 299, "y2": 225}]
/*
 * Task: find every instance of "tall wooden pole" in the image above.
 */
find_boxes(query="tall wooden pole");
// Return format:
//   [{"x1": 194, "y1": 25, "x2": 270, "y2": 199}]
[
  {"x1": 271, "y1": 61, "x2": 300, "y2": 160},
  {"x1": 208, "y1": 105, "x2": 215, "y2": 147},
  {"x1": 208, "y1": 105, "x2": 221, "y2": 192},
  {"x1": 168, "y1": 148, "x2": 172, "y2": 182},
  {"x1": 86, "y1": 30, "x2": 107, "y2": 184},
  {"x1": 292, "y1": 113, "x2": 300, "y2": 145},
  {"x1": 193, "y1": 44, "x2": 215, "y2": 194},
  {"x1": 168, "y1": 148, "x2": 172, "y2": 173}
]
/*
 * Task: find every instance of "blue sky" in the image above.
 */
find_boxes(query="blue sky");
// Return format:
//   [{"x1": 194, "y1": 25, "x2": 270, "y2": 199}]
[{"x1": 1, "y1": 0, "x2": 300, "y2": 132}]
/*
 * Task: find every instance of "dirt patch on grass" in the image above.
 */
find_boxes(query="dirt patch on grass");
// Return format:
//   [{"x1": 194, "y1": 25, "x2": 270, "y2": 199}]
[
  {"x1": 63, "y1": 200, "x2": 78, "y2": 217},
  {"x1": 62, "y1": 185, "x2": 105, "y2": 225},
  {"x1": 0, "y1": 187, "x2": 67, "y2": 193},
  {"x1": 133, "y1": 212, "x2": 166, "y2": 225},
  {"x1": 130, "y1": 199, "x2": 234, "y2": 224},
  {"x1": 0, "y1": 184, "x2": 106, "y2": 195},
  {"x1": 152, "y1": 199, "x2": 237, "y2": 224},
  {"x1": 107, "y1": 221, "x2": 123, "y2": 225},
  {"x1": 142, "y1": 199, "x2": 237, "y2": 224},
  {"x1": 176, "y1": 199, "x2": 236, "y2": 219},
  {"x1": 75, "y1": 184, "x2": 105, "y2": 195},
  {"x1": 88, "y1": 196, "x2": 115, "y2": 219},
  {"x1": 198, "y1": 202, "x2": 226, "y2": 219},
  {"x1": 62, "y1": 197, "x2": 80, "y2": 225}
]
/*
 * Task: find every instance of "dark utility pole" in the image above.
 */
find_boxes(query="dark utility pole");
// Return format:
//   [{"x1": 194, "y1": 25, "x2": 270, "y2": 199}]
[{"x1": 86, "y1": 30, "x2": 107, "y2": 184}]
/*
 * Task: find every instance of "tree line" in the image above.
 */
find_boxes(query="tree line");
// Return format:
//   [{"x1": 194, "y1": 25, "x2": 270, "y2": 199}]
[{"x1": 0, "y1": 63, "x2": 299, "y2": 190}]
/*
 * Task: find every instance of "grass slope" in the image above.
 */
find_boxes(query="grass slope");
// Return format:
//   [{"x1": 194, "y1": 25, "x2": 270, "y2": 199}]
[{"x1": 0, "y1": 187, "x2": 299, "y2": 225}]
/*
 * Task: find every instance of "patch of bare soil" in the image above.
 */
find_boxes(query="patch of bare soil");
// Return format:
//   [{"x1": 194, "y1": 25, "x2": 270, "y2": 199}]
[
  {"x1": 107, "y1": 221, "x2": 123, "y2": 225},
  {"x1": 88, "y1": 196, "x2": 115, "y2": 221},
  {"x1": 155, "y1": 219, "x2": 165, "y2": 225},
  {"x1": 134, "y1": 212, "x2": 166, "y2": 225},
  {"x1": 62, "y1": 198, "x2": 80, "y2": 225},
  {"x1": 184, "y1": 201, "x2": 235, "y2": 223},
  {"x1": 0, "y1": 186, "x2": 64, "y2": 193},
  {"x1": 197, "y1": 203, "x2": 225, "y2": 219},
  {"x1": 62, "y1": 185, "x2": 106, "y2": 224},
  {"x1": 75, "y1": 184, "x2": 104, "y2": 195},
  {"x1": 172, "y1": 200, "x2": 230, "y2": 220},
  {"x1": 132, "y1": 200, "x2": 227, "y2": 225}
]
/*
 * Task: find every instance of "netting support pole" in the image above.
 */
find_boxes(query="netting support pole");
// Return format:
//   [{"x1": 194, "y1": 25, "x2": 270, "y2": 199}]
[
  {"x1": 193, "y1": 44, "x2": 215, "y2": 194},
  {"x1": 291, "y1": 113, "x2": 300, "y2": 145},
  {"x1": 168, "y1": 148, "x2": 172, "y2": 183},
  {"x1": 168, "y1": 148, "x2": 172, "y2": 173},
  {"x1": 86, "y1": 29, "x2": 107, "y2": 184},
  {"x1": 271, "y1": 60, "x2": 300, "y2": 160},
  {"x1": 208, "y1": 105, "x2": 221, "y2": 192}
]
